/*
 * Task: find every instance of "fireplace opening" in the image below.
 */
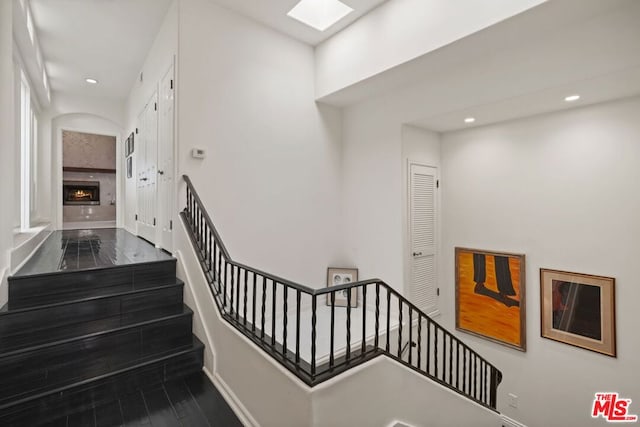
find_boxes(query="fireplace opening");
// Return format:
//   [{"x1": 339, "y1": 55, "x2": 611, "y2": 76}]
[{"x1": 63, "y1": 181, "x2": 100, "y2": 205}]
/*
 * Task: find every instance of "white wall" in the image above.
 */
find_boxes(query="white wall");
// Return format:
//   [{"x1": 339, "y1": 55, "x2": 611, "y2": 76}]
[
  {"x1": 311, "y1": 357, "x2": 500, "y2": 427},
  {"x1": 178, "y1": 0, "x2": 344, "y2": 288},
  {"x1": 123, "y1": 0, "x2": 177, "y2": 233},
  {"x1": 341, "y1": 102, "x2": 404, "y2": 289},
  {"x1": 175, "y1": 217, "x2": 312, "y2": 427},
  {"x1": 440, "y1": 97, "x2": 640, "y2": 427},
  {"x1": 315, "y1": 0, "x2": 546, "y2": 99},
  {"x1": 0, "y1": 0, "x2": 15, "y2": 307}
]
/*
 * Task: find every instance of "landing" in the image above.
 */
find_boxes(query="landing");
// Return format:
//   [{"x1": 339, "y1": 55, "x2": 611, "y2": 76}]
[{"x1": 14, "y1": 228, "x2": 172, "y2": 277}]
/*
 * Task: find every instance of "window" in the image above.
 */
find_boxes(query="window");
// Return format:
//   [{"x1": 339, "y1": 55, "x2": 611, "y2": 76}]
[{"x1": 19, "y1": 72, "x2": 38, "y2": 230}]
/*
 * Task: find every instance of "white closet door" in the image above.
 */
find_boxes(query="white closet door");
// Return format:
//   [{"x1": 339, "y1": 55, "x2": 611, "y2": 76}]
[
  {"x1": 409, "y1": 163, "x2": 438, "y2": 315},
  {"x1": 136, "y1": 91, "x2": 158, "y2": 243},
  {"x1": 157, "y1": 64, "x2": 175, "y2": 252}
]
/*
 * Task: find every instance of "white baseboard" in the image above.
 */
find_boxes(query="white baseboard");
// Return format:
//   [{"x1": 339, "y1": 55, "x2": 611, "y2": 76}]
[
  {"x1": 501, "y1": 414, "x2": 528, "y2": 427},
  {"x1": 203, "y1": 367, "x2": 259, "y2": 427}
]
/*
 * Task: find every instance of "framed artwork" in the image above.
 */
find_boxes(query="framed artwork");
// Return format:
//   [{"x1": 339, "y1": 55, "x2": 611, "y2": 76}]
[
  {"x1": 540, "y1": 269, "x2": 616, "y2": 357},
  {"x1": 126, "y1": 156, "x2": 133, "y2": 179},
  {"x1": 326, "y1": 267, "x2": 358, "y2": 308},
  {"x1": 455, "y1": 247, "x2": 526, "y2": 351},
  {"x1": 125, "y1": 132, "x2": 135, "y2": 157}
]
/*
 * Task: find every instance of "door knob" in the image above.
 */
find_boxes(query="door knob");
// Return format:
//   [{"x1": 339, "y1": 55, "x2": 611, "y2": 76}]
[
  {"x1": 141, "y1": 177, "x2": 148, "y2": 181},
  {"x1": 158, "y1": 170, "x2": 164, "y2": 175},
  {"x1": 413, "y1": 252, "x2": 423, "y2": 256}
]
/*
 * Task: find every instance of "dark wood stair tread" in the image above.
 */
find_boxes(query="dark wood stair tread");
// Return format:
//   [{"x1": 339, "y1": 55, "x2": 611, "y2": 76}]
[
  {"x1": 0, "y1": 304, "x2": 192, "y2": 357},
  {"x1": 0, "y1": 337, "x2": 204, "y2": 411}
]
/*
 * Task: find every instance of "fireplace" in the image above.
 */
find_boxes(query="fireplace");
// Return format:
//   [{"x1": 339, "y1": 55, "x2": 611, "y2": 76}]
[{"x1": 63, "y1": 181, "x2": 100, "y2": 205}]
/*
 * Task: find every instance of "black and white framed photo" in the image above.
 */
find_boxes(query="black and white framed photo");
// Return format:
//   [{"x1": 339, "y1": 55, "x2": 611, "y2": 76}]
[{"x1": 326, "y1": 267, "x2": 358, "y2": 308}]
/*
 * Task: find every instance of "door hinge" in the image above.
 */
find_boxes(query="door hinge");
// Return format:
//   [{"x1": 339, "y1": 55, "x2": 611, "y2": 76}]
[
  {"x1": 154, "y1": 102, "x2": 157, "y2": 111},
  {"x1": 437, "y1": 288, "x2": 440, "y2": 296},
  {"x1": 153, "y1": 218, "x2": 157, "y2": 226},
  {"x1": 436, "y1": 180, "x2": 440, "y2": 189},
  {"x1": 170, "y1": 79, "x2": 173, "y2": 90},
  {"x1": 135, "y1": 214, "x2": 138, "y2": 221},
  {"x1": 169, "y1": 220, "x2": 173, "y2": 231}
]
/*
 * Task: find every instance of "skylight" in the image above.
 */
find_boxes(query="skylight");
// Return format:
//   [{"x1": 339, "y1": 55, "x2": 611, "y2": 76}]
[{"x1": 287, "y1": 0, "x2": 354, "y2": 32}]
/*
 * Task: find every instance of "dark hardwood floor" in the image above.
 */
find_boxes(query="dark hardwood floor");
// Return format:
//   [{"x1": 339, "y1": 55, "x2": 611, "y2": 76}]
[
  {"x1": 38, "y1": 372, "x2": 242, "y2": 427},
  {"x1": 1, "y1": 229, "x2": 242, "y2": 427}
]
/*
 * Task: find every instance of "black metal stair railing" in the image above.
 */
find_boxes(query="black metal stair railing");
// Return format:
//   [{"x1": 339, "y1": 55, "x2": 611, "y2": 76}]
[{"x1": 181, "y1": 175, "x2": 503, "y2": 411}]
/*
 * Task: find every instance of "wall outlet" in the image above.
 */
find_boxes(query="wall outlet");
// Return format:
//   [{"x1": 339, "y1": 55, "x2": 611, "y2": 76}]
[{"x1": 508, "y1": 393, "x2": 519, "y2": 408}]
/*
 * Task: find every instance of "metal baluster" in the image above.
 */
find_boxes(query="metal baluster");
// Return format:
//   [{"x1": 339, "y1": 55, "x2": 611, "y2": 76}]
[
  {"x1": 374, "y1": 283, "x2": 380, "y2": 350},
  {"x1": 229, "y1": 263, "x2": 234, "y2": 315},
  {"x1": 208, "y1": 230, "x2": 213, "y2": 272},
  {"x1": 271, "y1": 280, "x2": 276, "y2": 346},
  {"x1": 408, "y1": 306, "x2": 413, "y2": 365},
  {"x1": 283, "y1": 286, "x2": 288, "y2": 359},
  {"x1": 490, "y1": 368, "x2": 498, "y2": 409},
  {"x1": 252, "y1": 272, "x2": 257, "y2": 332},
  {"x1": 397, "y1": 299, "x2": 403, "y2": 359},
  {"x1": 346, "y1": 289, "x2": 352, "y2": 362},
  {"x1": 295, "y1": 289, "x2": 301, "y2": 366},
  {"x1": 434, "y1": 327, "x2": 439, "y2": 379},
  {"x1": 311, "y1": 295, "x2": 317, "y2": 377},
  {"x1": 261, "y1": 276, "x2": 267, "y2": 341},
  {"x1": 473, "y1": 354, "x2": 477, "y2": 399},
  {"x1": 361, "y1": 285, "x2": 367, "y2": 355},
  {"x1": 443, "y1": 331, "x2": 447, "y2": 381},
  {"x1": 463, "y1": 347, "x2": 467, "y2": 393},
  {"x1": 217, "y1": 246, "x2": 222, "y2": 287},
  {"x1": 243, "y1": 269, "x2": 248, "y2": 326},
  {"x1": 456, "y1": 342, "x2": 460, "y2": 389},
  {"x1": 426, "y1": 319, "x2": 431, "y2": 374},
  {"x1": 417, "y1": 314, "x2": 422, "y2": 370},
  {"x1": 235, "y1": 265, "x2": 240, "y2": 321},
  {"x1": 449, "y1": 335, "x2": 453, "y2": 384},
  {"x1": 330, "y1": 291, "x2": 335, "y2": 368},
  {"x1": 385, "y1": 289, "x2": 391, "y2": 353},
  {"x1": 483, "y1": 362, "x2": 487, "y2": 403},
  {"x1": 212, "y1": 241, "x2": 218, "y2": 286}
]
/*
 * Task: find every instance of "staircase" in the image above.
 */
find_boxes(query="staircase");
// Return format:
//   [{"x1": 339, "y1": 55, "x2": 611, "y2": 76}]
[
  {"x1": 182, "y1": 175, "x2": 503, "y2": 412},
  {"x1": 0, "y1": 253, "x2": 204, "y2": 425}
]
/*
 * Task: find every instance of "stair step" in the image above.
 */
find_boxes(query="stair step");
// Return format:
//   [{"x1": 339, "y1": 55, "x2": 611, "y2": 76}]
[
  {"x1": 0, "y1": 282, "x2": 184, "y2": 336},
  {"x1": 0, "y1": 312, "x2": 194, "y2": 406},
  {"x1": 8, "y1": 259, "x2": 177, "y2": 309},
  {"x1": 0, "y1": 338, "x2": 205, "y2": 424},
  {"x1": 0, "y1": 304, "x2": 192, "y2": 358}
]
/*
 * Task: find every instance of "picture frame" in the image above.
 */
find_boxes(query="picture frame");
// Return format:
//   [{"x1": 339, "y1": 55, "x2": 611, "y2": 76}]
[
  {"x1": 326, "y1": 267, "x2": 358, "y2": 308},
  {"x1": 125, "y1": 132, "x2": 135, "y2": 157},
  {"x1": 126, "y1": 156, "x2": 132, "y2": 179},
  {"x1": 455, "y1": 247, "x2": 526, "y2": 351},
  {"x1": 540, "y1": 269, "x2": 616, "y2": 357}
]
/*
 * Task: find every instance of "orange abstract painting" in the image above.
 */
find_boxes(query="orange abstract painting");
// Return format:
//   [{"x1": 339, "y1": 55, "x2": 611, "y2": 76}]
[{"x1": 455, "y1": 248, "x2": 526, "y2": 351}]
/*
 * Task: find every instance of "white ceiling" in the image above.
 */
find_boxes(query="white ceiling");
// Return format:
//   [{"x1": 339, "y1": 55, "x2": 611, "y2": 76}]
[
  {"x1": 207, "y1": 0, "x2": 388, "y2": 45},
  {"x1": 316, "y1": 0, "x2": 640, "y2": 133},
  {"x1": 30, "y1": 0, "x2": 173, "y2": 100},
  {"x1": 27, "y1": 0, "x2": 640, "y2": 132}
]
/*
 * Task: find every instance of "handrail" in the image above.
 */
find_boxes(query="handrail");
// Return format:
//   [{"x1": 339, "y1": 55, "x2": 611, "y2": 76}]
[{"x1": 181, "y1": 175, "x2": 503, "y2": 410}]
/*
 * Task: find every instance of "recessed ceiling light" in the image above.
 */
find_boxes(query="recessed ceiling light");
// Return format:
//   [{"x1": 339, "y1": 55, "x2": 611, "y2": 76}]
[
  {"x1": 464, "y1": 117, "x2": 476, "y2": 124},
  {"x1": 85, "y1": 78, "x2": 98, "y2": 84},
  {"x1": 564, "y1": 94, "x2": 580, "y2": 102},
  {"x1": 287, "y1": 0, "x2": 354, "y2": 32}
]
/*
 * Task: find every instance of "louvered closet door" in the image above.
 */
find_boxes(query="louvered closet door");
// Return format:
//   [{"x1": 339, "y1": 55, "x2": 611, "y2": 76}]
[{"x1": 409, "y1": 163, "x2": 438, "y2": 315}]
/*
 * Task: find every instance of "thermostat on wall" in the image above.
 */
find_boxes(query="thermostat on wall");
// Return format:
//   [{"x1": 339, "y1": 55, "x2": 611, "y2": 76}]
[{"x1": 191, "y1": 148, "x2": 206, "y2": 159}]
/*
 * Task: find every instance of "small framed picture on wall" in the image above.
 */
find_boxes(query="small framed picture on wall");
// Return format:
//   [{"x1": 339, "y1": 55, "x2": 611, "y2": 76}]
[{"x1": 326, "y1": 267, "x2": 358, "y2": 308}]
